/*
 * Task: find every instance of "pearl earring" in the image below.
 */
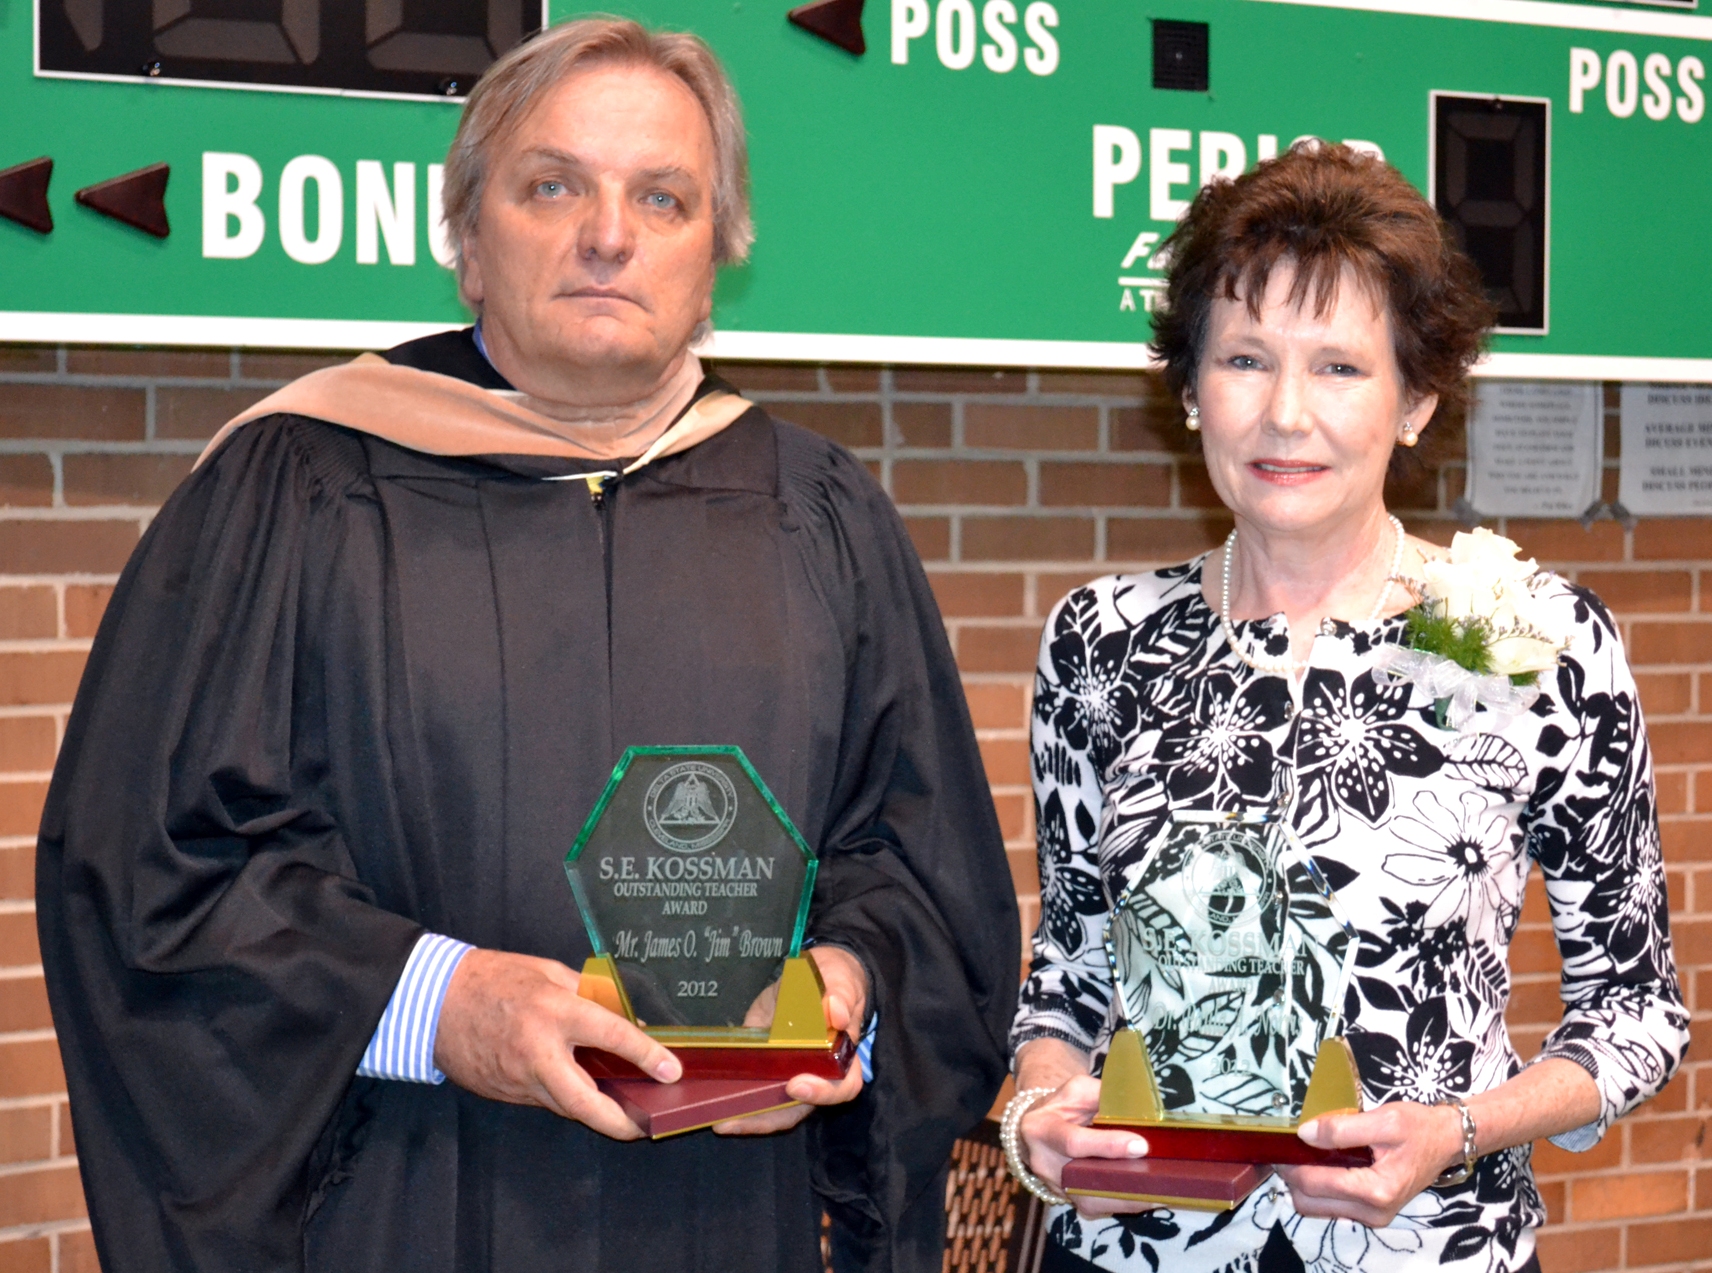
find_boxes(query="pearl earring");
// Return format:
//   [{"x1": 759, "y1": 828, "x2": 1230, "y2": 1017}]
[
  {"x1": 1400, "y1": 422, "x2": 1418, "y2": 447},
  {"x1": 1186, "y1": 406, "x2": 1201, "y2": 432}
]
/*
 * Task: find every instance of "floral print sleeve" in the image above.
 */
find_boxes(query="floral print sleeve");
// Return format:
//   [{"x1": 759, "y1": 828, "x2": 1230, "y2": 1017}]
[{"x1": 1522, "y1": 587, "x2": 1688, "y2": 1149}]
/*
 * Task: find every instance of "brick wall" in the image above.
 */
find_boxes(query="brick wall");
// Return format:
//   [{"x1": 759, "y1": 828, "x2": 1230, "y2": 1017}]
[{"x1": 0, "y1": 349, "x2": 1706, "y2": 1272}]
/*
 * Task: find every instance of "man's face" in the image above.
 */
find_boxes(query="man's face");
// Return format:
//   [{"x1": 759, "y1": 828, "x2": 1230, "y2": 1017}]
[{"x1": 461, "y1": 63, "x2": 718, "y2": 404}]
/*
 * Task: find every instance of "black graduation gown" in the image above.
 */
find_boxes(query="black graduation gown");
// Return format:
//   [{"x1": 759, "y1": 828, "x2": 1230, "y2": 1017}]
[{"x1": 36, "y1": 332, "x2": 1018, "y2": 1273}]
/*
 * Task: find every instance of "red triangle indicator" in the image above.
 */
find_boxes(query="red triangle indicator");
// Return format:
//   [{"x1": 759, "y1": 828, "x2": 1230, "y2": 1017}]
[
  {"x1": 0, "y1": 157, "x2": 54, "y2": 235},
  {"x1": 788, "y1": 0, "x2": 865, "y2": 55},
  {"x1": 76, "y1": 162, "x2": 170, "y2": 239}
]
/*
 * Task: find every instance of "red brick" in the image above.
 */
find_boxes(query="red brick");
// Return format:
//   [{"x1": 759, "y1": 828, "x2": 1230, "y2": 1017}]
[
  {"x1": 0, "y1": 781, "x2": 49, "y2": 837},
  {"x1": 1631, "y1": 621, "x2": 1712, "y2": 666},
  {"x1": 892, "y1": 402, "x2": 951, "y2": 448},
  {"x1": 57, "y1": 1103, "x2": 72, "y2": 1158},
  {"x1": 0, "y1": 1105, "x2": 52, "y2": 1165},
  {"x1": 965, "y1": 405, "x2": 1098, "y2": 451},
  {"x1": 893, "y1": 461, "x2": 1026, "y2": 506},
  {"x1": 62, "y1": 584, "x2": 112, "y2": 639},
  {"x1": 1651, "y1": 723, "x2": 1712, "y2": 767},
  {"x1": 1505, "y1": 978, "x2": 1562, "y2": 1027},
  {"x1": 0, "y1": 848, "x2": 34, "y2": 901},
  {"x1": 0, "y1": 651, "x2": 86, "y2": 706},
  {"x1": 0, "y1": 455, "x2": 54, "y2": 507},
  {"x1": 0, "y1": 1039, "x2": 65, "y2": 1099},
  {"x1": 1507, "y1": 518, "x2": 1626, "y2": 565},
  {"x1": 1038, "y1": 462, "x2": 1171, "y2": 508},
  {"x1": 1645, "y1": 1070, "x2": 1690, "y2": 1114},
  {"x1": 0, "y1": 385, "x2": 145, "y2": 441},
  {"x1": 0, "y1": 976, "x2": 52, "y2": 1032},
  {"x1": 1577, "y1": 569, "x2": 1693, "y2": 613},
  {"x1": 1534, "y1": 1177, "x2": 1564, "y2": 1223},
  {"x1": 1507, "y1": 925, "x2": 1561, "y2": 976},
  {"x1": 1508, "y1": 1025, "x2": 1548, "y2": 1060},
  {"x1": 962, "y1": 682, "x2": 1028, "y2": 732},
  {"x1": 1521, "y1": 878, "x2": 1552, "y2": 924},
  {"x1": 1176, "y1": 462, "x2": 1225, "y2": 510},
  {"x1": 778, "y1": 401, "x2": 882, "y2": 449},
  {"x1": 236, "y1": 351, "x2": 347, "y2": 381},
  {"x1": 0, "y1": 1162, "x2": 86, "y2": 1227},
  {"x1": 1624, "y1": 1214, "x2": 1712, "y2": 1265},
  {"x1": 1635, "y1": 672, "x2": 1694, "y2": 717},
  {"x1": 0, "y1": 716, "x2": 57, "y2": 773},
  {"x1": 0, "y1": 520, "x2": 138, "y2": 574},
  {"x1": 0, "y1": 910, "x2": 41, "y2": 971},
  {"x1": 824, "y1": 367, "x2": 879, "y2": 393},
  {"x1": 1532, "y1": 1224, "x2": 1620, "y2": 1273},
  {"x1": 978, "y1": 737, "x2": 1030, "y2": 786},
  {"x1": 0, "y1": 587, "x2": 57, "y2": 640},
  {"x1": 1661, "y1": 820, "x2": 1712, "y2": 862},
  {"x1": 711, "y1": 362, "x2": 819, "y2": 392},
  {"x1": 957, "y1": 625, "x2": 1044, "y2": 675},
  {"x1": 1656, "y1": 770, "x2": 1688, "y2": 815},
  {"x1": 1670, "y1": 916, "x2": 1712, "y2": 965},
  {"x1": 154, "y1": 386, "x2": 271, "y2": 440},
  {"x1": 1106, "y1": 515, "x2": 1231, "y2": 562},
  {"x1": 1007, "y1": 846, "x2": 1040, "y2": 897},
  {"x1": 57, "y1": 1230, "x2": 99, "y2": 1273},
  {"x1": 0, "y1": 347, "x2": 58, "y2": 373},
  {"x1": 1626, "y1": 1113, "x2": 1708, "y2": 1163},
  {"x1": 1567, "y1": 1168, "x2": 1687, "y2": 1219},
  {"x1": 961, "y1": 517, "x2": 1095, "y2": 562},
  {"x1": 928, "y1": 573, "x2": 1025, "y2": 618},
  {"x1": 1402, "y1": 518, "x2": 1460, "y2": 548},
  {"x1": 0, "y1": 1236, "x2": 51, "y2": 1273},
  {"x1": 1382, "y1": 454, "x2": 1440, "y2": 512},
  {"x1": 1035, "y1": 571, "x2": 1117, "y2": 612},
  {"x1": 1634, "y1": 518, "x2": 1712, "y2": 562},
  {"x1": 1033, "y1": 371, "x2": 1154, "y2": 397},
  {"x1": 62, "y1": 453, "x2": 194, "y2": 507},
  {"x1": 903, "y1": 516, "x2": 949, "y2": 561},
  {"x1": 891, "y1": 368, "x2": 1026, "y2": 395},
  {"x1": 64, "y1": 347, "x2": 230, "y2": 378},
  {"x1": 1110, "y1": 403, "x2": 1195, "y2": 454},
  {"x1": 994, "y1": 794, "x2": 1029, "y2": 843}
]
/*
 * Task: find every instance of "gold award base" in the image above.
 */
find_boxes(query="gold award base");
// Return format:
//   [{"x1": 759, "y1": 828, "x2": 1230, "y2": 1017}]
[
  {"x1": 574, "y1": 953, "x2": 854, "y2": 1137},
  {"x1": 1060, "y1": 1030, "x2": 1373, "y2": 1210}
]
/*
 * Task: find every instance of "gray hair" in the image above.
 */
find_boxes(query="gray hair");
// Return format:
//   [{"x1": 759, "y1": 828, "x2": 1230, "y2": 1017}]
[{"x1": 442, "y1": 16, "x2": 754, "y2": 286}]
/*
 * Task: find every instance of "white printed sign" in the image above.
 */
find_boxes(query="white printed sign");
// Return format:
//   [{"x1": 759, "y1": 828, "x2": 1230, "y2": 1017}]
[
  {"x1": 1464, "y1": 380, "x2": 1603, "y2": 518},
  {"x1": 1619, "y1": 383, "x2": 1712, "y2": 515}
]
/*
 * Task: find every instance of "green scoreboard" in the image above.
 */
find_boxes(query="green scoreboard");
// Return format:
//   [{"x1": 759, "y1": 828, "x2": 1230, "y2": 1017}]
[{"x1": 2, "y1": 0, "x2": 1709, "y2": 378}]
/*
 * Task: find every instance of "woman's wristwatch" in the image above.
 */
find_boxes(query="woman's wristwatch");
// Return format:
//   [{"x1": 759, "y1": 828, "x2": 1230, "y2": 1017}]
[
  {"x1": 1000, "y1": 1087, "x2": 1072, "y2": 1206},
  {"x1": 1434, "y1": 1095, "x2": 1480, "y2": 1186}
]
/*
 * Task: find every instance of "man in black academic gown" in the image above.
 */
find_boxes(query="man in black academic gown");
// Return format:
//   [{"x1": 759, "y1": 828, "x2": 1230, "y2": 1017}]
[{"x1": 37, "y1": 18, "x2": 1017, "y2": 1273}]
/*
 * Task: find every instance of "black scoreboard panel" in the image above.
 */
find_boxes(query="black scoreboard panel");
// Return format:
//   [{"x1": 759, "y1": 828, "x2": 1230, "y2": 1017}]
[
  {"x1": 1432, "y1": 93, "x2": 1550, "y2": 335},
  {"x1": 38, "y1": 0, "x2": 546, "y2": 97}
]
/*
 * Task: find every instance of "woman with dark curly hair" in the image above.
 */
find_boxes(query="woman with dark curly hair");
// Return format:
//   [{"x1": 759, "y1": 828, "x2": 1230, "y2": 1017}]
[{"x1": 1003, "y1": 144, "x2": 1687, "y2": 1273}]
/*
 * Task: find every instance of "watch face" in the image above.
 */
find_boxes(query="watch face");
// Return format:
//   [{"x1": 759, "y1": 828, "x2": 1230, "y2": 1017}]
[
  {"x1": 38, "y1": 1, "x2": 547, "y2": 100},
  {"x1": 565, "y1": 747, "x2": 817, "y2": 1030}
]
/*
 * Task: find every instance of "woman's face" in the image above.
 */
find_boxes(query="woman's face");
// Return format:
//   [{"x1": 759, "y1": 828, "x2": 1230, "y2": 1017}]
[
  {"x1": 461, "y1": 63, "x2": 718, "y2": 403},
  {"x1": 1189, "y1": 263, "x2": 1435, "y2": 541}
]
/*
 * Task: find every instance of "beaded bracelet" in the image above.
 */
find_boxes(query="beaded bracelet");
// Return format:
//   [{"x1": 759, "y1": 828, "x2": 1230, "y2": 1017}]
[{"x1": 1000, "y1": 1087, "x2": 1071, "y2": 1206}]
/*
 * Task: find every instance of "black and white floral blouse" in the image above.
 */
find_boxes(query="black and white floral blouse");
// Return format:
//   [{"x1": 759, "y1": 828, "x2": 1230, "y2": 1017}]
[{"x1": 1013, "y1": 557, "x2": 1689, "y2": 1273}]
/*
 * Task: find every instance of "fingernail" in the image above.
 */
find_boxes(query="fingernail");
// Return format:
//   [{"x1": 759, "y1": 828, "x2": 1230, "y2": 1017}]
[
  {"x1": 1298, "y1": 1119, "x2": 1318, "y2": 1140},
  {"x1": 655, "y1": 1058, "x2": 680, "y2": 1083},
  {"x1": 1127, "y1": 1138, "x2": 1148, "y2": 1157}
]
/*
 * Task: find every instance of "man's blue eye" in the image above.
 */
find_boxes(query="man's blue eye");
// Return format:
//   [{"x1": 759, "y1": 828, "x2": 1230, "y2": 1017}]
[
  {"x1": 647, "y1": 192, "x2": 677, "y2": 209},
  {"x1": 1231, "y1": 356, "x2": 1260, "y2": 370},
  {"x1": 536, "y1": 181, "x2": 564, "y2": 198}
]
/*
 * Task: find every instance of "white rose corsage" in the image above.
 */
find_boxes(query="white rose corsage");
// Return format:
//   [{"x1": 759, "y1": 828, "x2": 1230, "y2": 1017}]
[{"x1": 1373, "y1": 528, "x2": 1572, "y2": 733}]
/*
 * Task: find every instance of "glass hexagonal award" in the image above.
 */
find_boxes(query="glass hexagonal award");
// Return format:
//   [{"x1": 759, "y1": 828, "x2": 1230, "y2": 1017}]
[
  {"x1": 1062, "y1": 798, "x2": 1373, "y2": 1210},
  {"x1": 563, "y1": 747, "x2": 853, "y2": 1137}
]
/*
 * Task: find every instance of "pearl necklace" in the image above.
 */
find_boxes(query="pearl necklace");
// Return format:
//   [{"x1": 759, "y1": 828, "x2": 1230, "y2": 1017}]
[{"x1": 1218, "y1": 514, "x2": 1406, "y2": 677}]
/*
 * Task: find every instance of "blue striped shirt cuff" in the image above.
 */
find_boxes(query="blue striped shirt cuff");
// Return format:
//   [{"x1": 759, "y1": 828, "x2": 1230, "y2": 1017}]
[
  {"x1": 857, "y1": 1013, "x2": 877, "y2": 1083},
  {"x1": 357, "y1": 932, "x2": 473, "y2": 1084}
]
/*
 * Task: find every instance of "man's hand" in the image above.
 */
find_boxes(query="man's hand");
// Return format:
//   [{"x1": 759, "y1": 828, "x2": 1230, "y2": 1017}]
[
  {"x1": 713, "y1": 946, "x2": 869, "y2": 1135},
  {"x1": 432, "y1": 948, "x2": 682, "y2": 1141},
  {"x1": 1275, "y1": 1102, "x2": 1465, "y2": 1227}
]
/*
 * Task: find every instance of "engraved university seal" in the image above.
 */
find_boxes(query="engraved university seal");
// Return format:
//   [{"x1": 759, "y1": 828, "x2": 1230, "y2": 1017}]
[{"x1": 644, "y1": 761, "x2": 738, "y2": 852}]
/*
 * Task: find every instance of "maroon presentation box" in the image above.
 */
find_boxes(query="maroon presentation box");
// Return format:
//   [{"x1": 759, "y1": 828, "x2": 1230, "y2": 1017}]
[
  {"x1": 1062, "y1": 1157, "x2": 1275, "y2": 1209},
  {"x1": 599, "y1": 1076, "x2": 797, "y2": 1138},
  {"x1": 577, "y1": 1031, "x2": 856, "y2": 1082},
  {"x1": 1108, "y1": 1124, "x2": 1373, "y2": 1169}
]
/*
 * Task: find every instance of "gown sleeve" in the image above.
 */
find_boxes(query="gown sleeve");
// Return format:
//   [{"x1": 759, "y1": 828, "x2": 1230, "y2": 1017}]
[
  {"x1": 776, "y1": 430, "x2": 1019, "y2": 1273},
  {"x1": 1522, "y1": 586, "x2": 1690, "y2": 1150},
  {"x1": 36, "y1": 419, "x2": 423, "y2": 1273}
]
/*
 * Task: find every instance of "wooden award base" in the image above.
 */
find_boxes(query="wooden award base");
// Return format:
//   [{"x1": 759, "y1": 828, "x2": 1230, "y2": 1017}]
[
  {"x1": 576, "y1": 953, "x2": 856, "y2": 1138},
  {"x1": 1068, "y1": 1031, "x2": 1374, "y2": 1210}
]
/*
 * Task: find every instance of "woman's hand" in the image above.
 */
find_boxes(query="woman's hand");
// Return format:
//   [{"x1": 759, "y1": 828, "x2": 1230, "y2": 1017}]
[
  {"x1": 1275, "y1": 1102, "x2": 1465, "y2": 1227},
  {"x1": 1016, "y1": 1075, "x2": 1155, "y2": 1217},
  {"x1": 712, "y1": 946, "x2": 868, "y2": 1135}
]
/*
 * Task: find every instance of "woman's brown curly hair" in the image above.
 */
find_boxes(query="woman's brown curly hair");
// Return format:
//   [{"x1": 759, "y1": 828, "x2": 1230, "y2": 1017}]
[{"x1": 1148, "y1": 142, "x2": 1495, "y2": 426}]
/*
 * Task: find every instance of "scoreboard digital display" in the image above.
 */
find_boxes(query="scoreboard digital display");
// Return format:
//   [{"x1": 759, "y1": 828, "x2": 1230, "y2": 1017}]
[{"x1": 37, "y1": 0, "x2": 546, "y2": 98}]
